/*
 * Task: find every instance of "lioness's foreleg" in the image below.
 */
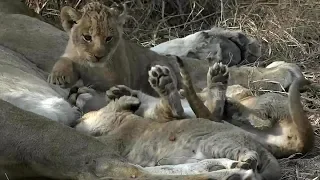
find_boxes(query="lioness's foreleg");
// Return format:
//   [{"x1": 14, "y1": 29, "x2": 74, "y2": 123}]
[
  {"x1": 179, "y1": 62, "x2": 229, "y2": 120},
  {"x1": 106, "y1": 65, "x2": 186, "y2": 122},
  {"x1": 144, "y1": 158, "x2": 252, "y2": 175},
  {"x1": 105, "y1": 85, "x2": 171, "y2": 121},
  {"x1": 204, "y1": 62, "x2": 229, "y2": 120},
  {"x1": 69, "y1": 83, "x2": 180, "y2": 122},
  {"x1": 143, "y1": 159, "x2": 261, "y2": 180},
  {"x1": 176, "y1": 56, "x2": 228, "y2": 122},
  {"x1": 147, "y1": 65, "x2": 185, "y2": 122},
  {"x1": 175, "y1": 56, "x2": 214, "y2": 121}
]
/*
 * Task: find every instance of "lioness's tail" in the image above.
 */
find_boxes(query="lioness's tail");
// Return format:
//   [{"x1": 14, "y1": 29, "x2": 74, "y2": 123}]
[
  {"x1": 175, "y1": 56, "x2": 212, "y2": 120},
  {"x1": 288, "y1": 77, "x2": 314, "y2": 153}
]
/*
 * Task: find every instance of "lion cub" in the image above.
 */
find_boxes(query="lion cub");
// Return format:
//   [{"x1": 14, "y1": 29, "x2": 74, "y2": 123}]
[{"x1": 49, "y1": 1, "x2": 306, "y2": 98}]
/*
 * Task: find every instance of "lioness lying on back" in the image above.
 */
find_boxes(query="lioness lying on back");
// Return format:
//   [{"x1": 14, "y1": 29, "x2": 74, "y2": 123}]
[
  {"x1": 70, "y1": 57, "x2": 314, "y2": 159},
  {"x1": 2, "y1": 97, "x2": 263, "y2": 180},
  {"x1": 48, "y1": 1, "x2": 307, "y2": 97},
  {"x1": 73, "y1": 64, "x2": 281, "y2": 180}
]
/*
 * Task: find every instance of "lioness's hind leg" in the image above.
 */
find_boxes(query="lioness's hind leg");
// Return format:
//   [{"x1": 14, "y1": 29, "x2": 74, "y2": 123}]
[
  {"x1": 205, "y1": 62, "x2": 229, "y2": 119},
  {"x1": 148, "y1": 65, "x2": 185, "y2": 121}
]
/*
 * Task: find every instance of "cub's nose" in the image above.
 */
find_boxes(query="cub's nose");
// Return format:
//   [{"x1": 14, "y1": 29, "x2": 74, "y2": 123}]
[{"x1": 94, "y1": 55, "x2": 104, "y2": 61}]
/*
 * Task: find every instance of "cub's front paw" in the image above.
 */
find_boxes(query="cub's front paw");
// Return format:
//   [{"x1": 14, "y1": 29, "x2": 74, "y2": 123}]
[
  {"x1": 48, "y1": 59, "x2": 77, "y2": 87},
  {"x1": 148, "y1": 65, "x2": 176, "y2": 96},
  {"x1": 106, "y1": 85, "x2": 138, "y2": 100},
  {"x1": 207, "y1": 62, "x2": 229, "y2": 88}
]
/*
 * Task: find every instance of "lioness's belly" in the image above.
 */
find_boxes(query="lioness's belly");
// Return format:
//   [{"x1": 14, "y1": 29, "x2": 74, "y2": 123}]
[{"x1": 126, "y1": 119, "x2": 251, "y2": 167}]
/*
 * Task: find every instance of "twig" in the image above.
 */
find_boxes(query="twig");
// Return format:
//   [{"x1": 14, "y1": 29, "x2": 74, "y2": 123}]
[
  {"x1": 74, "y1": 0, "x2": 82, "y2": 8},
  {"x1": 4, "y1": 173, "x2": 9, "y2": 180},
  {"x1": 220, "y1": 0, "x2": 226, "y2": 26}
]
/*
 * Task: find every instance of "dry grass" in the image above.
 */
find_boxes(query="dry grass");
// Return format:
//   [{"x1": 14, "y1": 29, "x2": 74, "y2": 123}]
[{"x1": 25, "y1": 0, "x2": 320, "y2": 179}]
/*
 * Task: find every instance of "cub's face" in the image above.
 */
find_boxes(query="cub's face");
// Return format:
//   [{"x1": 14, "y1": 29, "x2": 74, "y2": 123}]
[{"x1": 61, "y1": 2, "x2": 127, "y2": 65}]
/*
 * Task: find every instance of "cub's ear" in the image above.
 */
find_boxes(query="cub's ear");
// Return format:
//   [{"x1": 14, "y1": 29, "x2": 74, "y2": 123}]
[{"x1": 60, "y1": 6, "x2": 81, "y2": 33}]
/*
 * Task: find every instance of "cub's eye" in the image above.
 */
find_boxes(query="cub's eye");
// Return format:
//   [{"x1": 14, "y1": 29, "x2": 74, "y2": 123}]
[
  {"x1": 105, "y1": 36, "x2": 113, "y2": 42},
  {"x1": 82, "y1": 35, "x2": 92, "y2": 42}
]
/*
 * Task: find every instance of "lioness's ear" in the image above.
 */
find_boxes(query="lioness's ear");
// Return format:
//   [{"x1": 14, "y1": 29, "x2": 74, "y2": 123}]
[{"x1": 60, "y1": 6, "x2": 81, "y2": 33}]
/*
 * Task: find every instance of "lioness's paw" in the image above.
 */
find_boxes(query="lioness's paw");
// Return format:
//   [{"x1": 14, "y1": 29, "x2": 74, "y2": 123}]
[
  {"x1": 116, "y1": 96, "x2": 141, "y2": 112},
  {"x1": 106, "y1": 85, "x2": 138, "y2": 100},
  {"x1": 225, "y1": 169, "x2": 261, "y2": 180},
  {"x1": 148, "y1": 65, "x2": 175, "y2": 96},
  {"x1": 231, "y1": 162, "x2": 252, "y2": 170},
  {"x1": 199, "y1": 158, "x2": 242, "y2": 170},
  {"x1": 238, "y1": 151, "x2": 259, "y2": 172},
  {"x1": 67, "y1": 86, "x2": 96, "y2": 109},
  {"x1": 48, "y1": 60, "x2": 76, "y2": 87},
  {"x1": 207, "y1": 62, "x2": 229, "y2": 87}
]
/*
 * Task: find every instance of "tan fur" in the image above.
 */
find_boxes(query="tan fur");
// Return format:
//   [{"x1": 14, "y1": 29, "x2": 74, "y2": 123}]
[
  {"x1": 68, "y1": 61, "x2": 223, "y2": 124},
  {"x1": 0, "y1": 44, "x2": 79, "y2": 126},
  {"x1": 70, "y1": 56, "x2": 314, "y2": 160},
  {"x1": 223, "y1": 79, "x2": 315, "y2": 158},
  {"x1": 3, "y1": 98, "x2": 262, "y2": 180},
  {"x1": 0, "y1": 2, "x2": 261, "y2": 179},
  {"x1": 75, "y1": 96, "x2": 281, "y2": 180},
  {"x1": 48, "y1": 2, "x2": 306, "y2": 96},
  {"x1": 176, "y1": 58, "x2": 314, "y2": 158},
  {"x1": 176, "y1": 56, "x2": 213, "y2": 120},
  {"x1": 68, "y1": 64, "x2": 188, "y2": 123},
  {"x1": 69, "y1": 63, "x2": 282, "y2": 179}
]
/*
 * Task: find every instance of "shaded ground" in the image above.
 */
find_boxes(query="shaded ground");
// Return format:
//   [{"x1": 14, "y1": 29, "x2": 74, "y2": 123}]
[
  {"x1": 25, "y1": 0, "x2": 320, "y2": 179},
  {"x1": 279, "y1": 136, "x2": 320, "y2": 180}
]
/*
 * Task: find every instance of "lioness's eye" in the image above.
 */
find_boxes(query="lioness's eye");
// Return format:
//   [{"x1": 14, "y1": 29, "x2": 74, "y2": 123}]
[
  {"x1": 82, "y1": 35, "x2": 92, "y2": 42},
  {"x1": 105, "y1": 36, "x2": 113, "y2": 42}
]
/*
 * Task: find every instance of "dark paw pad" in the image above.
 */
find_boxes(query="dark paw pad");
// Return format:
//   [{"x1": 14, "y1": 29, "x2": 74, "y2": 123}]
[
  {"x1": 208, "y1": 62, "x2": 229, "y2": 85},
  {"x1": 148, "y1": 65, "x2": 175, "y2": 95},
  {"x1": 67, "y1": 86, "x2": 95, "y2": 105},
  {"x1": 106, "y1": 85, "x2": 137, "y2": 100},
  {"x1": 239, "y1": 152, "x2": 259, "y2": 171}
]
